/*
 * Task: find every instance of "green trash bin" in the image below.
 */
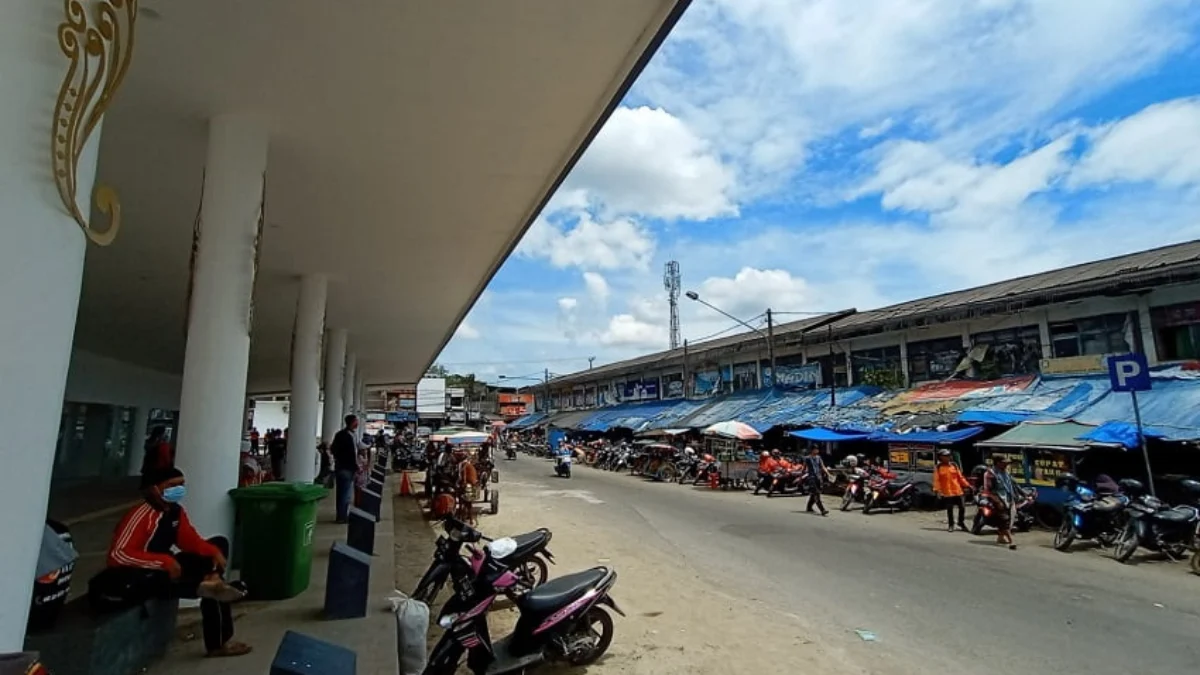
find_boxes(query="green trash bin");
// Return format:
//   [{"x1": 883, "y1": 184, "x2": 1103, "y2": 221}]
[{"x1": 228, "y1": 483, "x2": 328, "y2": 600}]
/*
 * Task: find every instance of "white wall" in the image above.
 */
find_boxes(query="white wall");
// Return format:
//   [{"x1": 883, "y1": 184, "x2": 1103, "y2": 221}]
[
  {"x1": 250, "y1": 399, "x2": 325, "y2": 438},
  {"x1": 65, "y1": 348, "x2": 182, "y2": 409},
  {"x1": 418, "y1": 377, "x2": 446, "y2": 415}
]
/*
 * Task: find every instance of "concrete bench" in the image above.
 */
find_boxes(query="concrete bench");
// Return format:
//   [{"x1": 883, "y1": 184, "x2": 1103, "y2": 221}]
[{"x1": 24, "y1": 596, "x2": 178, "y2": 675}]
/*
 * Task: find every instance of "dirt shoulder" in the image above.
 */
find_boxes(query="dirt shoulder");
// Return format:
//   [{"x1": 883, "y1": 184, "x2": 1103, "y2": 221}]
[{"x1": 428, "y1": 474, "x2": 866, "y2": 675}]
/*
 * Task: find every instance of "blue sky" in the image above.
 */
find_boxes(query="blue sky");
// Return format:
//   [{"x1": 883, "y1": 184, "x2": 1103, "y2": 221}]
[{"x1": 438, "y1": 0, "x2": 1200, "y2": 383}]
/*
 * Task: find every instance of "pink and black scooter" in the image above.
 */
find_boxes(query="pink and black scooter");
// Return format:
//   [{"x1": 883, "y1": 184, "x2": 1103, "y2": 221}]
[{"x1": 423, "y1": 520, "x2": 623, "y2": 675}]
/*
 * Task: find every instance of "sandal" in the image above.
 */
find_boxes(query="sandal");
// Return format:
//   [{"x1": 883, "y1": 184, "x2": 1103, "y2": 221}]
[
  {"x1": 206, "y1": 641, "x2": 252, "y2": 658},
  {"x1": 198, "y1": 579, "x2": 248, "y2": 603}
]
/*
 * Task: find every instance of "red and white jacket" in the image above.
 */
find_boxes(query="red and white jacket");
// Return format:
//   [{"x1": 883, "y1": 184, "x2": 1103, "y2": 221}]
[{"x1": 107, "y1": 503, "x2": 220, "y2": 570}]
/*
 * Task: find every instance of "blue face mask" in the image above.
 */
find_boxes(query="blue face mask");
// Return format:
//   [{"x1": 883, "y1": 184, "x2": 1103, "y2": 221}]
[{"x1": 161, "y1": 485, "x2": 186, "y2": 504}]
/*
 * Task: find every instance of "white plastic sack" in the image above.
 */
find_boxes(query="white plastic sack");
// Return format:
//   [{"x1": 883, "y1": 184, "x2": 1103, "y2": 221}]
[{"x1": 388, "y1": 591, "x2": 430, "y2": 675}]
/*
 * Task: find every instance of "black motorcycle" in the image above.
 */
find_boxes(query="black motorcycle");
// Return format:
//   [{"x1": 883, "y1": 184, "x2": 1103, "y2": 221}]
[
  {"x1": 412, "y1": 518, "x2": 555, "y2": 606},
  {"x1": 505, "y1": 444, "x2": 518, "y2": 460},
  {"x1": 971, "y1": 486, "x2": 1036, "y2": 534},
  {"x1": 1113, "y1": 479, "x2": 1200, "y2": 564},
  {"x1": 1053, "y1": 474, "x2": 1129, "y2": 551}
]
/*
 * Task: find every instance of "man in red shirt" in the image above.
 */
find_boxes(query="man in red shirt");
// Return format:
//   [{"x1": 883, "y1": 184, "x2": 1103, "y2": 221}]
[{"x1": 93, "y1": 468, "x2": 250, "y2": 658}]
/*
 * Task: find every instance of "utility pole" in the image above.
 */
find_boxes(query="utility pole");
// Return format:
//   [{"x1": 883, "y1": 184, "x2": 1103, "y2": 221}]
[
  {"x1": 828, "y1": 323, "x2": 836, "y2": 407},
  {"x1": 588, "y1": 356, "x2": 595, "y2": 369},
  {"x1": 682, "y1": 339, "x2": 690, "y2": 398},
  {"x1": 544, "y1": 368, "x2": 551, "y2": 412},
  {"x1": 766, "y1": 308, "x2": 777, "y2": 389}
]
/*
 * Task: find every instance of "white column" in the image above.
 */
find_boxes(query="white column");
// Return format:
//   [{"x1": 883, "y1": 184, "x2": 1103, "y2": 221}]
[
  {"x1": 322, "y1": 328, "x2": 348, "y2": 445},
  {"x1": 174, "y1": 115, "x2": 268, "y2": 539},
  {"x1": 1038, "y1": 311, "x2": 1053, "y2": 359},
  {"x1": 355, "y1": 371, "x2": 366, "y2": 441},
  {"x1": 898, "y1": 334, "x2": 910, "y2": 388},
  {"x1": 343, "y1": 352, "x2": 357, "y2": 416},
  {"x1": 0, "y1": 1, "x2": 102, "y2": 649},
  {"x1": 1136, "y1": 296, "x2": 1160, "y2": 364},
  {"x1": 285, "y1": 275, "x2": 327, "y2": 482},
  {"x1": 126, "y1": 407, "x2": 151, "y2": 476}
]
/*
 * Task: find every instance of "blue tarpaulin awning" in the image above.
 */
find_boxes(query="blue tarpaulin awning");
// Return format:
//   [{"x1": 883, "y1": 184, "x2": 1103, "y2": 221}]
[
  {"x1": 789, "y1": 428, "x2": 872, "y2": 442},
  {"x1": 507, "y1": 412, "x2": 547, "y2": 430},
  {"x1": 1075, "y1": 421, "x2": 1170, "y2": 449},
  {"x1": 868, "y1": 426, "x2": 984, "y2": 445}
]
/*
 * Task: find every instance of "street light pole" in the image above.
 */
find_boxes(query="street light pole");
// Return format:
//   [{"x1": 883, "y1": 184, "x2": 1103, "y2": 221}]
[
  {"x1": 766, "y1": 309, "x2": 776, "y2": 387},
  {"x1": 685, "y1": 291, "x2": 775, "y2": 389}
]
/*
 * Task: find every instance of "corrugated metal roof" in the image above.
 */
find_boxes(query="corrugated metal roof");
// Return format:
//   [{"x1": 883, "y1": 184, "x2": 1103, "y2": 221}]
[
  {"x1": 978, "y1": 421, "x2": 1097, "y2": 450},
  {"x1": 553, "y1": 240, "x2": 1200, "y2": 385}
]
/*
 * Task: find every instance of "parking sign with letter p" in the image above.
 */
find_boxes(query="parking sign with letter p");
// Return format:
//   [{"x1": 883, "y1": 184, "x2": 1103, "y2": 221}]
[{"x1": 1108, "y1": 353, "x2": 1151, "y2": 392}]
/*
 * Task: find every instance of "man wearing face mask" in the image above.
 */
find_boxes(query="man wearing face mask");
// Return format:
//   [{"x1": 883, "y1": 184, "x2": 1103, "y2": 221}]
[{"x1": 93, "y1": 468, "x2": 251, "y2": 657}]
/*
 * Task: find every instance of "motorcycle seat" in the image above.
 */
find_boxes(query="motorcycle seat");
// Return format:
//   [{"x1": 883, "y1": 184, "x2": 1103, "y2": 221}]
[
  {"x1": 509, "y1": 529, "x2": 552, "y2": 559},
  {"x1": 1153, "y1": 506, "x2": 1199, "y2": 523},
  {"x1": 518, "y1": 567, "x2": 609, "y2": 615},
  {"x1": 1091, "y1": 498, "x2": 1124, "y2": 513}
]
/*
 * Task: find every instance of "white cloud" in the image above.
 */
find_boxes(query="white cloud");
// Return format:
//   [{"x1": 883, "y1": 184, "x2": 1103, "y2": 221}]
[
  {"x1": 557, "y1": 297, "x2": 578, "y2": 312},
  {"x1": 517, "y1": 214, "x2": 655, "y2": 271},
  {"x1": 1071, "y1": 97, "x2": 1200, "y2": 189},
  {"x1": 696, "y1": 267, "x2": 811, "y2": 320},
  {"x1": 453, "y1": 319, "x2": 480, "y2": 340},
  {"x1": 861, "y1": 134, "x2": 1077, "y2": 217},
  {"x1": 600, "y1": 314, "x2": 668, "y2": 349},
  {"x1": 561, "y1": 106, "x2": 736, "y2": 221},
  {"x1": 638, "y1": 0, "x2": 1195, "y2": 193},
  {"x1": 859, "y1": 118, "x2": 895, "y2": 139},
  {"x1": 557, "y1": 297, "x2": 579, "y2": 341},
  {"x1": 583, "y1": 272, "x2": 610, "y2": 304}
]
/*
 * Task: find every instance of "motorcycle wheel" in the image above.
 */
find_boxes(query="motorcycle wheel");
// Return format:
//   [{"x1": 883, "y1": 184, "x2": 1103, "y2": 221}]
[
  {"x1": 1114, "y1": 526, "x2": 1139, "y2": 563},
  {"x1": 1053, "y1": 518, "x2": 1076, "y2": 551},
  {"x1": 517, "y1": 556, "x2": 549, "y2": 590},
  {"x1": 657, "y1": 463, "x2": 678, "y2": 482},
  {"x1": 564, "y1": 606, "x2": 615, "y2": 666},
  {"x1": 412, "y1": 577, "x2": 445, "y2": 606},
  {"x1": 861, "y1": 495, "x2": 873, "y2": 514},
  {"x1": 971, "y1": 510, "x2": 985, "y2": 536},
  {"x1": 840, "y1": 490, "x2": 853, "y2": 512}
]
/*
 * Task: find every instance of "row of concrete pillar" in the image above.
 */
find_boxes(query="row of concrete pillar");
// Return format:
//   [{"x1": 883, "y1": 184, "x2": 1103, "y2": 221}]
[{"x1": 0, "y1": 104, "x2": 368, "y2": 648}]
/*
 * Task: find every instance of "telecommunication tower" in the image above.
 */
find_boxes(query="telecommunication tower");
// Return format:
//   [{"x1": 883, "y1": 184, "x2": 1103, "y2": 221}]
[{"x1": 663, "y1": 260, "x2": 681, "y2": 350}]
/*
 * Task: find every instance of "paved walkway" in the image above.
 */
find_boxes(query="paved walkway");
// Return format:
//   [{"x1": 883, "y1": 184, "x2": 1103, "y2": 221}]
[{"x1": 152, "y1": 481, "x2": 399, "y2": 674}]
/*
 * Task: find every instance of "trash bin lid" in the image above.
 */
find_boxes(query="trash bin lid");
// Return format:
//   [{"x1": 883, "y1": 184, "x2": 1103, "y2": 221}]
[{"x1": 228, "y1": 482, "x2": 329, "y2": 502}]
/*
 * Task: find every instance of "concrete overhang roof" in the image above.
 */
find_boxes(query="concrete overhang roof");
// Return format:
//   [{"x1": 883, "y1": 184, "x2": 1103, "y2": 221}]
[{"x1": 73, "y1": 0, "x2": 689, "y2": 391}]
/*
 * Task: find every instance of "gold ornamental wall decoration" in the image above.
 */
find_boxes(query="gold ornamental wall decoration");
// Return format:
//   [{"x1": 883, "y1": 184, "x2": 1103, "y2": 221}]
[{"x1": 52, "y1": 0, "x2": 138, "y2": 246}]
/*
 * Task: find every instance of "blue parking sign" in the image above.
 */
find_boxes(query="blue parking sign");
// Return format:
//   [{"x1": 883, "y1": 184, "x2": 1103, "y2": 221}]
[{"x1": 1108, "y1": 353, "x2": 1151, "y2": 392}]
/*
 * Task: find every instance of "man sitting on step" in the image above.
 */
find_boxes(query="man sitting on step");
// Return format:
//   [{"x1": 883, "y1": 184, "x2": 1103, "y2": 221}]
[{"x1": 91, "y1": 467, "x2": 251, "y2": 658}]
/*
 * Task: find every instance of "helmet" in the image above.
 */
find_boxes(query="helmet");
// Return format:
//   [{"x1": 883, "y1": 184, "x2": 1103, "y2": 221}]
[
  {"x1": 856, "y1": 454, "x2": 867, "y2": 462},
  {"x1": 846, "y1": 456, "x2": 858, "y2": 468},
  {"x1": 771, "y1": 449, "x2": 782, "y2": 457},
  {"x1": 937, "y1": 449, "x2": 952, "y2": 457},
  {"x1": 760, "y1": 451, "x2": 770, "y2": 459}
]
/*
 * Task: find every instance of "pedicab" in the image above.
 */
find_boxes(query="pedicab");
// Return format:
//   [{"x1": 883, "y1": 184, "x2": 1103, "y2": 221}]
[{"x1": 446, "y1": 431, "x2": 501, "y2": 517}]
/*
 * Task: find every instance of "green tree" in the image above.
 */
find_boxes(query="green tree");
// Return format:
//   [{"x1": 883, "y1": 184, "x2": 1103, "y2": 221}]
[{"x1": 426, "y1": 363, "x2": 449, "y2": 378}]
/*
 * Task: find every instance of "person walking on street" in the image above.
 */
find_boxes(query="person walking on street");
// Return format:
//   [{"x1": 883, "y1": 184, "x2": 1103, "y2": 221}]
[
  {"x1": 933, "y1": 449, "x2": 971, "y2": 532},
  {"x1": 802, "y1": 446, "x2": 833, "y2": 516},
  {"x1": 983, "y1": 455, "x2": 1020, "y2": 549},
  {"x1": 331, "y1": 415, "x2": 360, "y2": 523}
]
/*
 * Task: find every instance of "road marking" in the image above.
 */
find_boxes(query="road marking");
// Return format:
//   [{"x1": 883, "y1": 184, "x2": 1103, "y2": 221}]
[{"x1": 534, "y1": 489, "x2": 605, "y2": 505}]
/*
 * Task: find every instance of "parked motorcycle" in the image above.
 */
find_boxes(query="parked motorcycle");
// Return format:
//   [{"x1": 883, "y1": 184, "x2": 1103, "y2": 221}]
[
  {"x1": 766, "y1": 466, "x2": 810, "y2": 497},
  {"x1": 840, "y1": 474, "x2": 870, "y2": 511},
  {"x1": 424, "y1": 524, "x2": 621, "y2": 674},
  {"x1": 554, "y1": 453, "x2": 572, "y2": 479},
  {"x1": 1113, "y1": 479, "x2": 1200, "y2": 564},
  {"x1": 971, "y1": 486, "x2": 1036, "y2": 534},
  {"x1": 412, "y1": 518, "x2": 555, "y2": 607},
  {"x1": 1053, "y1": 474, "x2": 1129, "y2": 551},
  {"x1": 863, "y1": 476, "x2": 916, "y2": 514},
  {"x1": 505, "y1": 444, "x2": 518, "y2": 461}
]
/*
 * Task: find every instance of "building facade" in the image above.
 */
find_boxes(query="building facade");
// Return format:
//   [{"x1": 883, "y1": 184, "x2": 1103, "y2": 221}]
[{"x1": 546, "y1": 242, "x2": 1200, "y2": 409}]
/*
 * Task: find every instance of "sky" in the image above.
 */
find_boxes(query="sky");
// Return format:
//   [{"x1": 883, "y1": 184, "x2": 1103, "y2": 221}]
[{"x1": 437, "y1": 0, "x2": 1200, "y2": 385}]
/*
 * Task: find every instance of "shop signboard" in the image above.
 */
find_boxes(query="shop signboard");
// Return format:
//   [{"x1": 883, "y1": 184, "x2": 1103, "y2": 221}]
[
  {"x1": 774, "y1": 363, "x2": 821, "y2": 388},
  {"x1": 572, "y1": 388, "x2": 585, "y2": 408},
  {"x1": 584, "y1": 386, "x2": 596, "y2": 406},
  {"x1": 621, "y1": 379, "x2": 659, "y2": 401},
  {"x1": 550, "y1": 392, "x2": 562, "y2": 409},
  {"x1": 597, "y1": 386, "x2": 609, "y2": 406},
  {"x1": 1028, "y1": 449, "x2": 1073, "y2": 487},
  {"x1": 662, "y1": 372, "x2": 685, "y2": 399},
  {"x1": 733, "y1": 362, "x2": 758, "y2": 391},
  {"x1": 693, "y1": 370, "x2": 721, "y2": 396}
]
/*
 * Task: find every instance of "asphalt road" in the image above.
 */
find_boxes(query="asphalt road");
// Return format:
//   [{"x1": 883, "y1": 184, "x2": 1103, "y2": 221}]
[{"x1": 501, "y1": 457, "x2": 1200, "y2": 675}]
